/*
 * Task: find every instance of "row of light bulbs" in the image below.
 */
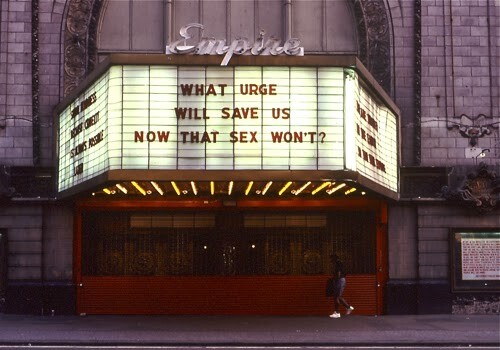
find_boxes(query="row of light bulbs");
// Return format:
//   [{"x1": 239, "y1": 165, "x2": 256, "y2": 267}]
[{"x1": 98, "y1": 181, "x2": 366, "y2": 197}]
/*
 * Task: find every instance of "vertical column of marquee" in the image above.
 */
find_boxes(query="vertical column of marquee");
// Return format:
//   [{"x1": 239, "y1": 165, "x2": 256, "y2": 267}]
[
  {"x1": 148, "y1": 66, "x2": 178, "y2": 169},
  {"x1": 317, "y1": 67, "x2": 345, "y2": 170},
  {"x1": 58, "y1": 72, "x2": 110, "y2": 192},
  {"x1": 388, "y1": 108, "x2": 398, "y2": 192},
  {"x1": 84, "y1": 71, "x2": 109, "y2": 178},
  {"x1": 107, "y1": 66, "x2": 124, "y2": 170},
  {"x1": 233, "y1": 67, "x2": 263, "y2": 169},
  {"x1": 206, "y1": 67, "x2": 234, "y2": 169},
  {"x1": 349, "y1": 76, "x2": 399, "y2": 193},
  {"x1": 177, "y1": 67, "x2": 207, "y2": 169},
  {"x1": 289, "y1": 67, "x2": 317, "y2": 170},
  {"x1": 121, "y1": 66, "x2": 151, "y2": 169},
  {"x1": 373, "y1": 102, "x2": 398, "y2": 192},
  {"x1": 57, "y1": 104, "x2": 71, "y2": 192},
  {"x1": 356, "y1": 84, "x2": 377, "y2": 182},
  {"x1": 354, "y1": 83, "x2": 387, "y2": 190},
  {"x1": 262, "y1": 67, "x2": 290, "y2": 170},
  {"x1": 343, "y1": 69, "x2": 358, "y2": 171}
]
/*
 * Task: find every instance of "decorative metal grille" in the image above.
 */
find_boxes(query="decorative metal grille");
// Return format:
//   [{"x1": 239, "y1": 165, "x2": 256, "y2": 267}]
[{"x1": 82, "y1": 210, "x2": 376, "y2": 276}]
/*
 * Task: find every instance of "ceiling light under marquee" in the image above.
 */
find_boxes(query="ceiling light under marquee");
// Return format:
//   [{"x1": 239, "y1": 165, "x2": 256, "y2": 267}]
[
  {"x1": 279, "y1": 181, "x2": 293, "y2": 196},
  {"x1": 170, "y1": 181, "x2": 181, "y2": 196},
  {"x1": 311, "y1": 181, "x2": 331, "y2": 195},
  {"x1": 95, "y1": 180, "x2": 368, "y2": 198},
  {"x1": 262, "y1": 181, "x2": 273, "y2": 195},
  {"x1": 116, "y1": 183, "x2": 128, "y2": 194},
  {"x1": 345, "y1": 187, "x2": 357, "y2": 195},
  {"x1": 326, "y1": 183, "x2": 346, "y2": 195},
  {"x1": 245, "y1": 181, "x2": 254, "y2": 195},
  {"x1": 294, "y1": 181, "x2": 311, "y2": 195},
  {"x1": 151, "y1": 181, "x2": 164, "y2": 195},
  {"x1": 191, "y1": 181, "x2": 198, "y2": 195},
  {"x1": 131, "y1": 181, "x2": 147, "y2": 196}
]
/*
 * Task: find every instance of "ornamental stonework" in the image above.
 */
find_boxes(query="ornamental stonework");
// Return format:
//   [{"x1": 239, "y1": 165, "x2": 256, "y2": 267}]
[
  {"x1": 64, "y1": 0, "x2": 102, "y2": 96},
  {"x1": 441, "y1": 163, "x2": 500, "y2": 214},
  {"x1": 63, "y1": 0, "x2": 392, "y2": 96}
]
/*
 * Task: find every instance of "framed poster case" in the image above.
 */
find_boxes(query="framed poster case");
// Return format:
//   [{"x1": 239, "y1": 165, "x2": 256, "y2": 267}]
[{"x1": 450, "y1": 229, "x2": 500, "y2": 292}]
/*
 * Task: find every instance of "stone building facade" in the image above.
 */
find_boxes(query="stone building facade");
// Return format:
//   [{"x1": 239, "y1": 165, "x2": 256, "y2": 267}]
[{"x1": 0, "y1": 0, "x2": 498, "y2": 315}]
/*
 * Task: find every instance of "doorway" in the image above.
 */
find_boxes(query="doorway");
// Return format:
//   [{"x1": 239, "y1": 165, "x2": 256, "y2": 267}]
[{"x1": 75, "y1": 200, "x2": 386, "y2": 315}]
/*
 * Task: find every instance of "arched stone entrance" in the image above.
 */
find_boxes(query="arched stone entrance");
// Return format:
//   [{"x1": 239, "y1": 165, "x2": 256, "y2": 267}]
[{"x1": 62, "y1": 0, "x2": 392, "y2": 97}]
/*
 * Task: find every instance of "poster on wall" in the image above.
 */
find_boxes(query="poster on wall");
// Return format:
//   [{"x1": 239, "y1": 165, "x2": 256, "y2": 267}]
[{"x1": 450, "y1": 230, "x2": 500, "y2": 292}]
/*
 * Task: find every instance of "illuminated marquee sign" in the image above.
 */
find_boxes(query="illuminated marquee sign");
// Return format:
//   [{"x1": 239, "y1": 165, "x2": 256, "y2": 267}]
[{"x1": 57, "y1": 65, "x2": 398, "y2": 193}]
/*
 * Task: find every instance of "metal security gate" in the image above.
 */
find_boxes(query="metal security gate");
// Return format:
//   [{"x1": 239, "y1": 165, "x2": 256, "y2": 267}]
[{"x1": 75, "y1": 201, "x2": 384, "y2": 315}]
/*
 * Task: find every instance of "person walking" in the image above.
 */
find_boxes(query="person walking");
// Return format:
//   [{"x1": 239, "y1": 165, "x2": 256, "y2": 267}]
[{"x1": 329, "y1": 253, "x2": 354, "y2": 318}]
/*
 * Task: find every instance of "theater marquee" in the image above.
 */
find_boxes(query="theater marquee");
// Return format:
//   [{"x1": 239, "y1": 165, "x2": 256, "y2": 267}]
[{"x1": 56, "y1": 55, "x2": 399, "y2": 196}]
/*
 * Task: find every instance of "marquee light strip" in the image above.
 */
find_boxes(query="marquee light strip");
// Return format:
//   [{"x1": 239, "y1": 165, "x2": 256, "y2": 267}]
[
  {"x1": 311, "y1": 181, "x2": 331, "y2": 195},
  {"x1": 131, "y1": 181, "x2": 146, "y2": 196},
  {"x1": 345, "y1": 187, "x2": 357, "y2": 195},
  {"x1": 327, "y1": 183, "x2": 346, "y2": 195},
  {"x1": 106, "y1": 180, "x2": 369, "y2": 197},
  {"x1": 151, "y1": 181, "x2": 164, "y2": 195},
  {"x1": 245, "y1": 181, "x2": 254, "y2": 195},
  {"x1": 116, "y1": 183, "x2": 128, "y2": 194},
  {"x1": 191, "y1": 181, "x2": 198, "y2": 195},
  {"x1": 262, "y1": 181, "x2": 273, "y2": 195},
  {"x1": 279, "y1": 181, "x2": 293, "y2": 196},
  {"x1": 295, "y1": 181, "x2": 311, "y2": 195},
  {"x1": 171, "y1": 181, "x2": 181, "y2": 195}
]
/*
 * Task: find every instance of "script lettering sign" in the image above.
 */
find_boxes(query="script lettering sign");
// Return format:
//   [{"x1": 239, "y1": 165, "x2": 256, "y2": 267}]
[{"x1": 166, "y1": 23, "x2": 304, "y2": 66}]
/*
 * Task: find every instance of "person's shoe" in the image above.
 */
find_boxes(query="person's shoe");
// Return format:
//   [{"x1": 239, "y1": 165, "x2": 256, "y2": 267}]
[
  {"x1": 329, "y1": 312, "x2": 341, "y2": 318},
  {"x1": 346, "y1": 306, "x2": 354, "y2": 315}
]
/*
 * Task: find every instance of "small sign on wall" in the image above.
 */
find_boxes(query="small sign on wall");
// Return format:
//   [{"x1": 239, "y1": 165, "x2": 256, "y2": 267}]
[{"x1": 450, "y1": 229, "x2": 500, "y2": 292}]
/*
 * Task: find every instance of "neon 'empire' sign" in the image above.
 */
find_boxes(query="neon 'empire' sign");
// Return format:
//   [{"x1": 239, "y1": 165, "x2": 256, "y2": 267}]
[{"x1": 165, "y1": 23, "x2": 304, "y2": 66}]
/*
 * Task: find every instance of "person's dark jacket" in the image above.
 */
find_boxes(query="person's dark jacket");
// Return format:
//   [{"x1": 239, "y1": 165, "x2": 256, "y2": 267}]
[{"x1": 334, "y1": 258, "x2": 346, "y2": 279}]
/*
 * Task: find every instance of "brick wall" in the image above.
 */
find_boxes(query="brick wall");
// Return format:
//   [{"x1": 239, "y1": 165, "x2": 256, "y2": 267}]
[
  {"x1": 0, "y1": 0, "x2": 34, "y2": 165},
  {"x1": 37, "y1": 0, "x2": 65, "y2": 165},
  {"x1": 0, "y1": 0, "x2": 65, "y2": 166},
  {"x1": 417, "y1": 203, "x2": 500, "y2": 314},
  {"x1": 43, "y1": 204, "x2": 73, "y2": 280},
  {"x1": 0, "y1": 203, "x2": 72, "y2": 281},
  {"x1": 0, "y1": 204, "x2": 42, "y2": 280},
  {"x1": 388, "y1": 0, "x2": 417, "y2": 166},
  {"x1": 417, "y1": 203, "x2": 500, "y2": 279},
  {"x1": 388, "y1": 204, "x2": 418, "y2": 279},
  {"x1": 0, "y1": 203, "x2": 74, "y2": 314},
  {"x1": 420, "y1": 0, "x2": 499, "y2": 166}
]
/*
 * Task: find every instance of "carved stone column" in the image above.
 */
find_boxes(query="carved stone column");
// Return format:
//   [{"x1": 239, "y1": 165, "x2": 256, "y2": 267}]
[
  {"x1": 352, "y1": 0, "x2": 392, "y2": 94},
  {"x1": 63, "y1": 0, "x2": 103, "y2": 96}
]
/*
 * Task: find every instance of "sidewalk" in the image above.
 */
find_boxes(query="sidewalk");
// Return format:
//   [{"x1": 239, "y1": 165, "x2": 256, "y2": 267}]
[{"x1": 0, "y1": 314, "x2": 498, "y2": 346}]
